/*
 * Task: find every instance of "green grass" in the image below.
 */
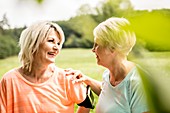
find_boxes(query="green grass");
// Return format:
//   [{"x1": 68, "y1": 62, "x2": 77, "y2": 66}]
[
  {"x1": 0, "y1": 48, "x2": 106, "y2": 79},
  {"x1": 56, "y1": 48, "x2": 106, "y2": 79},
  {"x1": 0, "y1": 48, "x2": 170, "y2": 112},
  {"x1": 0, "y1": 55, "x2": 20, "y2": 76}
]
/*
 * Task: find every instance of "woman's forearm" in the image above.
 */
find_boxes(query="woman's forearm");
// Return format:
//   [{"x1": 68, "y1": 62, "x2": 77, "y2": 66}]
[{"x1": 84, "y1": 76, "x2": 102, "y2": 96}]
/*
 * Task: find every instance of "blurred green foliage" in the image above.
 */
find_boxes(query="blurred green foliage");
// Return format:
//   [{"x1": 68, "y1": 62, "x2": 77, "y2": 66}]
[
  {"x1": 93, "y1": 0, "x2": 133, "y2": 22},
  {"x1": 130, "y1": 51, "x2": 170, "y2": 113},
  {"x1": 129, "y1": 10, "x2": 170, "y2": 51},
  {"x1": 0, "y1": 34, "x2": 19, "y2": 59},
  {"x1": 57, "y1": 15, "x2": 98, "y2": 48},
  {"x1": 138, "y1": 62, "x2": 170, "y2": 113}
]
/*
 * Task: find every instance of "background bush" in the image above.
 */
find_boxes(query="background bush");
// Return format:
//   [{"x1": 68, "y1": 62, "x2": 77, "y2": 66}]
[{"x1": 0, "y1": 34, "x2": 19, "y2": 59}]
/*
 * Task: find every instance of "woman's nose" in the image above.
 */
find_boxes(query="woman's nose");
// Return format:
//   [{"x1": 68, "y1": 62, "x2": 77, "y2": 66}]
[
  {"x1": 53, "y1": 45, "x2": 58, "y2": 50},
  {"x1": 92, "y1": 47, "x2": 95, "y2": 53}
]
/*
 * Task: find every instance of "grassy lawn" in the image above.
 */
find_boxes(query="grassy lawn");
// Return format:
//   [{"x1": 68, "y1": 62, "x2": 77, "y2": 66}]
[
  {"x1": 0, "y1": 48, "x2": 170, "y2": 112},
  {"x1": 0, "y1": 48, "x2": 106, "y2": 79}
]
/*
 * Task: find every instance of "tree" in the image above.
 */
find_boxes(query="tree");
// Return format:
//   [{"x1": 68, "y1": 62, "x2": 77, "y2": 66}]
[
  {"x1": 92, "y1": 0, "x2": 134, "y2": 23},
  {"x1": 0, "y1": 14, "x2": 10, "y2": 34},
  {"x1": 76, "y1": 4, "x2": 96, "y2": 16}
]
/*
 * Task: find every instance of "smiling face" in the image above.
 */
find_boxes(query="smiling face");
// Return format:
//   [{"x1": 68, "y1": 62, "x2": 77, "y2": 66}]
[{"x1": 33, "y1": 28, "x2": 61, "y2": 66}]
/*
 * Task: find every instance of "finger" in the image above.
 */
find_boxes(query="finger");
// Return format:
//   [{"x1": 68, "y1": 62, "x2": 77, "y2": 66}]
[
  {"x1": 64, "y1": 68, "x2": 73, "y2": 72},
  {"x1": 74, "y1": 70, "x2": 83, "y2": 79},
  {"x1": 65, "y1": 68, "x2": 76, "y2": 76},
  {"x1": 65, "y1": 72, "x2": 74, "y2": 76},
  {"x1": 72, "y1": 78, "x2": 85, "y2": 84},
  {"x1": 74, "y1": 70, "x2": 82, "y2": 75}
]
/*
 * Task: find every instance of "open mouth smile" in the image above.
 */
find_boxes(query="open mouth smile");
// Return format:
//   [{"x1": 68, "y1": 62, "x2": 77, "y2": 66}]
[{"x1": 48, "y1": 52, "x2": 57, "y2": 57}]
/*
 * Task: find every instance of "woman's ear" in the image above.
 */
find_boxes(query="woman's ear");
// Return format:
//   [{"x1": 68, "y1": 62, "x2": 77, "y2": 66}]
[{"x1": 108, "y1": 47, "x2": 115, "y2": 54}]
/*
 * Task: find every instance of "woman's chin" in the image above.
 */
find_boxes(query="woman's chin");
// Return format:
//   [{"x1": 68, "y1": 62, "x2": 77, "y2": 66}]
[
  {"x1": 47, "y1": 58, "x2": 55, "y2": 64},
  {"x1": 96, "y1": 60, "x2": 100, "y2": 65}
]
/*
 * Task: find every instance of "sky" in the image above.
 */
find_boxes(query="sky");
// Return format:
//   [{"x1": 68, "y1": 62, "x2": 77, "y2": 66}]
[{"x1": 0, "y1": 0, "x2": 170, "y2": 28}]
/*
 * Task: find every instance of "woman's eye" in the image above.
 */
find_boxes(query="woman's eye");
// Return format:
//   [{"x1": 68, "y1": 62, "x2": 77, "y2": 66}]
[
  {"x1": 93, "y1": 43, "x2": 98, "y2": 48},
  {"x1": 48, "y1": 39, "x2": 54, "y2": 42}
]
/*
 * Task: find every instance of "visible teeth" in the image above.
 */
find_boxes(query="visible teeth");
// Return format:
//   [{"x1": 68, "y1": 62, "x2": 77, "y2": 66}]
[{"x1": 48, "y1": 52, "x2": 54, "y2": 55}]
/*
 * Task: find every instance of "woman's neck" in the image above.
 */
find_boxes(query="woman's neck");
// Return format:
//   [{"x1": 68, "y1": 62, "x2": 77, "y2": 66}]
[
  {"x1": 21, "y1": 63, "x2": 55, "y2": 83},
  {"x1": 109, "y1": 60, "x2": 135, "y2": 86}
]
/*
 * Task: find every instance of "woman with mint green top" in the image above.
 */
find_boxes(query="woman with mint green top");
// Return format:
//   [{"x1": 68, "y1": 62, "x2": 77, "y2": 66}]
[
  {"x1": 71, "y1": 17, "x2": 149, "y2": 113},
  {"x1": 96, "y1": 67, "x2": 148, "y2": 113}
]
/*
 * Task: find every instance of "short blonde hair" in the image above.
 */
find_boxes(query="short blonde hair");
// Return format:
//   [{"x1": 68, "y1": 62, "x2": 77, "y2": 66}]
[
  {"x1": 93, "y1": 17, "x2": 136, "y2": 56},
  {"x1": 19, "y1": 21, "x2": 65, "y2": 72}
]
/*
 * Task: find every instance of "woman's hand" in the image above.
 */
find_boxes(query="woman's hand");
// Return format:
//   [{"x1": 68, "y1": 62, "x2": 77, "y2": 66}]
[
  {"x1": 64, "y1": 68, "x2": 102, "y2": 96},
  {"x1": 64, "y1": 68, "x2": 89, "y2": 84}
]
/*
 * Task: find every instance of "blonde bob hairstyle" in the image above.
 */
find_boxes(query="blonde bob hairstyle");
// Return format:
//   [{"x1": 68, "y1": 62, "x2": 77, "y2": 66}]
[
  {"x1": 18, "y1": 21, "x2": 65, "y2": 72},
  {"x1": 93, "y1": 17, "x2": 136, "y2": 56}
]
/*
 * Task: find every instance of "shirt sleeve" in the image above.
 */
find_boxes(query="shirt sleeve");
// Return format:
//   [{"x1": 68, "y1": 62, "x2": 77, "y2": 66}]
[
  {"x1": 129, "y1": 71, "x2": 149, "y2": 113},
  {"x1": 0, "y1": 77, "x2": 7, "y2": 113},
  {"x1": 66, "y1": 75, "x2": 87, "y2": 104}
]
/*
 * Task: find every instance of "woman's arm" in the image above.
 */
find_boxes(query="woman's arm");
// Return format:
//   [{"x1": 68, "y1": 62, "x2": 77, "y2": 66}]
[{"x1": 82, "y1": 75, "x2": 102, "y2": 96}]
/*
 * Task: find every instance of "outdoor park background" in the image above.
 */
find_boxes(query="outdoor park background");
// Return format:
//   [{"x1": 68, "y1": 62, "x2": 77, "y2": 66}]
[{"x1": 0, "y1": 0, "x2": 170, "y2": 113}]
